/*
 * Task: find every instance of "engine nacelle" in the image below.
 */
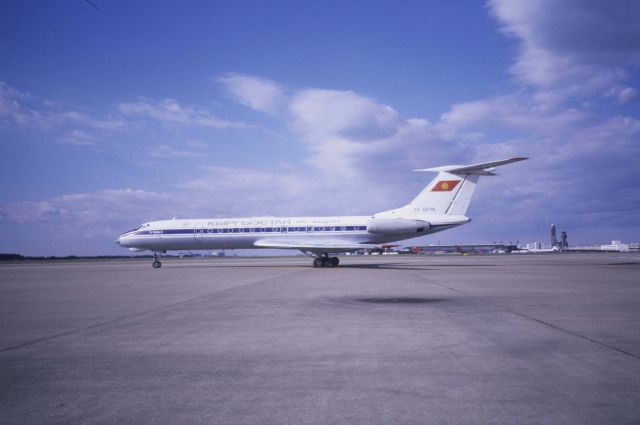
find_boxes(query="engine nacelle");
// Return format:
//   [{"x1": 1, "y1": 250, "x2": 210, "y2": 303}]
[{"x1": 366, "y1": 218, "x2": 430, "y2": 235}]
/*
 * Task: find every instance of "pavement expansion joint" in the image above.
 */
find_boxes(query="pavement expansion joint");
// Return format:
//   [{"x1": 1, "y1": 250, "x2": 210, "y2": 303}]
[
  {"x1": 0, "y1": 267, "x2": 303, "y2": 353},
  {"x1": 402, "y1": 269, "x2": 640, "y2": 362}
]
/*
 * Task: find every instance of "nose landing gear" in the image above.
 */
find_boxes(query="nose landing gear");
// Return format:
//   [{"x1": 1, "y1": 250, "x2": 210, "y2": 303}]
[{"x1": 152, "y1": 252, "x2": 162, "y2": 268}]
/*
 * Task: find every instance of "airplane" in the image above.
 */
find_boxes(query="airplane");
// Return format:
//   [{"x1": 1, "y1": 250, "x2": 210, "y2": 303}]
[{"x1": 117, "y1": 157, "x2": 527, "y2": 268}]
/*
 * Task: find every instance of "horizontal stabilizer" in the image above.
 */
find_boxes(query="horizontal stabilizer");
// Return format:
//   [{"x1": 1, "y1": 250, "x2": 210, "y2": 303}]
[{"x1": 415, "y1": 157, "x2": 527, "y2": 175}]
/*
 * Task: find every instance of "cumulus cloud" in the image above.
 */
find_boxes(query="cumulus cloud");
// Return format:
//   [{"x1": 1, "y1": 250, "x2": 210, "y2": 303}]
[
  {"x1": 55, "y1": 111, "x2": 125, "y2": 131},
  {"x1": 439, "y1": 93, "x2": 586, "y2": 137},
  {"x1": 216, "y1": 75, "x2": 469, "y2": 180},
  {"x1": 456, "y1": 108, "x2": 640, "y2": 244},
  {"x1": 0, "y1": 81, "x2": 125, "y2": 140},
  {"x1": 288, "y1": 89, "x2": 398, "y2": 176},
  {"x1": 145, "y1": 144, "x2": 197, "y2": 158},
  {"x1": 0, "y1": 82, "x2": 48, "y2": 128},
  {"x1": 57, "y1": 130, "x2": 97, "y2": 146},
  {"x1": 167, "y1": 160, "x2": 424, "y2": 219},
  {"x1": 177, "y1": 166, "x2": 315, "y2": 215},
  {"x1": 215, "y1": 75, "x2": 471, "y2": 180},
  {"x1": 488, "y1": 0, "x2": 640, "y2": 98},
  {"x1": 0, "y1": 188, "x2": 185, "y2": 254},
  {"x1": 613, "y1": 86, "x2": 637, "y2": 105},
  {"x1": 290, "y1": 89, "x2": 400, "y2": 141},
  {"x1": 1, "y1": 165, "x2": 360, "y2": 241},
  {"x1": 0, "y1": 82, "x2": 124, "y2": 131},
  {"x1": 218, "y1": 73, "x2": 285, "y2": 114},
  {"x1": 288, "y1": 89, "x2": 469, "y2": 179},
  {"x1": 119, "y1": 98, "x2": 246, "y2": 129},
  {"x1": 0, "y1": 188, "x2": 172, "y2": 227}
]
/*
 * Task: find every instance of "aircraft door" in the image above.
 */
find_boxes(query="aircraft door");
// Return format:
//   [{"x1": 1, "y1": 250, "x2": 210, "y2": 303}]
[{"x1": 194, "y1": 223, "x2": 204, "y2": 240}]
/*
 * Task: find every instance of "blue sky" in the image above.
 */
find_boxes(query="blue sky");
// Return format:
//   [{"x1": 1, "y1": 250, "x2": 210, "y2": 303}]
[{"x1": 1, "y1": 0, "x2": 639, "y2": 255}]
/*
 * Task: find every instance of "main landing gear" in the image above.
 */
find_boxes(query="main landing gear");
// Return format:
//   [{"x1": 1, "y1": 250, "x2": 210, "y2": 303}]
[
  {"x1": 312, "y1": 255, "x2": 339, "y2": 268},
  {"x1": 152, "y1": 252, "x2": 162, "y2": 269}
]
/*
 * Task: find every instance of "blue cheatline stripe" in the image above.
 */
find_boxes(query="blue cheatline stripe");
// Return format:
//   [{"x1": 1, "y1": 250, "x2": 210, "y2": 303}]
[{"x1": 135, "y1": 226, "x2": 367, "y2": 236}]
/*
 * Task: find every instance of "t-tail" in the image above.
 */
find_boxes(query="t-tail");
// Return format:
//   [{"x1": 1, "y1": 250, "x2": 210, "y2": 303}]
[{"x1": 374, "y1": 157, "x2": 527, "y2": 219}]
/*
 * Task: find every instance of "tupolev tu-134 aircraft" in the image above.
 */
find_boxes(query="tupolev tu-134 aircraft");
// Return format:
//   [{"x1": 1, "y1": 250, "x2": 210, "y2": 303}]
[{"x1": 117, "y1": 157, "x2": 526, "y2": 268}]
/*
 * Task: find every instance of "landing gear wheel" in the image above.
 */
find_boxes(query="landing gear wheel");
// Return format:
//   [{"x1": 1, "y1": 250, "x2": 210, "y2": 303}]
[
  {"x1": 152, "y1": 252, "x2": 162, "y2": 268},
  {"x1": 312, "y1": 256, "x2": 339, "y2": 267}
]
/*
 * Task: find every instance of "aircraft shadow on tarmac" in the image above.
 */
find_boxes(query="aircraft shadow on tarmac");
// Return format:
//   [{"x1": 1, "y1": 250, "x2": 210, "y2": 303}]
[
  {"x1": 352, "y1": 296, "x2": 448, "y2": 304},
  {"x1": 169, "y1": 262, "x2": 431, "y2": 270},
  {"x1": 169, "y1": 262, "x2": 501, "y2": 271},
  {"x1": 332, "y1": 263, "x2": 436, "y2": 270},
  {"x1": 338, "y1": 263, "x2": 500, "y2": 270},
  {"x1": 180, "y1": 263, "x2": 440, "y2": 271},
  {"x1": 169, "y1": 262, "x2": 500, "y2": 271},
  {"x1": 321, "y1": 296, "x2": 452, "y2": 309}
]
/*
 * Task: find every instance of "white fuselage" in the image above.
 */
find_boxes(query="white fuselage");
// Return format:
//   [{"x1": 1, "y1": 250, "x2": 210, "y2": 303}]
[
  {"x1": 117, "y1": 214, "x2": 469, "y2": 253},
  {"x1": 115, "y1": 157, "x2": 525, "y2": 267}
]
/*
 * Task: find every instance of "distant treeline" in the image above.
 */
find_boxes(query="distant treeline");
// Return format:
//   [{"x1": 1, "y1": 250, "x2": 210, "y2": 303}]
[{"x1": 0, "y1": 253, "x2": 153, "y2": 261}]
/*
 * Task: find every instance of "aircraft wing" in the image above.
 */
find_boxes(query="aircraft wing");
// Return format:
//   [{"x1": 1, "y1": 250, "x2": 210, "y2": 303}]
[{"x1": 254, "y1": 238, "x2": 378, "y2": 251}]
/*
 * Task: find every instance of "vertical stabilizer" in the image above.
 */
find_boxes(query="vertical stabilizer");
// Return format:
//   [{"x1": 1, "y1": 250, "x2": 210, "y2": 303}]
[
  {"x1": 374, "y1": 157, "x2": 526, "y2": 219},
  {"x1": 405, "y1": 171, "x2": 479, "y2": 215}
]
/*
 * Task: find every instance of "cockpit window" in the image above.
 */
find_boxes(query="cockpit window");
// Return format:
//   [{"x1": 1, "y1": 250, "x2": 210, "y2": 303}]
[{"x1": 124, "y1": 224, "x2": 144, "y2": 234}]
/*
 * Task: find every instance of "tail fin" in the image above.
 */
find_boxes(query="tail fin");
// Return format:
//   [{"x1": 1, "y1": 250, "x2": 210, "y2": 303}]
[
  {"x1": 375, "y1": 157, "x2": 527, "y2": 218},
  {"x1": 408, "y1": 171, "x2": 479, "y2": 215}
]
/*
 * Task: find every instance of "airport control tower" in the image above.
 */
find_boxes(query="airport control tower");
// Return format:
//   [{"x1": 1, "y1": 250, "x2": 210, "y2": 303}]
[
  {"x1": 560, "y1": 231, "x2": 568, "y2": 248},
  {"x1": 551, "y1": 224, "x2": 558, "y2": 248}
]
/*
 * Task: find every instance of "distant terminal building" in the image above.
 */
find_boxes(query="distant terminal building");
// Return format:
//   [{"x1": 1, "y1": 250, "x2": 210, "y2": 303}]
[
  {"x1": 600, "y1": 240, "x2": 631, "y2": 252},
  {"x1": 525, "y1": 241, "x2": 542, "y2": 250},
  {"x1": 559, "y1": 241, "x2": 639, "y2": 253},
  {"x1": 404, "y1": 244, "x2": 518, "y2": 255}
]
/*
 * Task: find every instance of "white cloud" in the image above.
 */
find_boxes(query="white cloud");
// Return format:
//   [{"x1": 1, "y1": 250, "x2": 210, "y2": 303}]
[
  {"x1": 0, "y1": 188, "x2": 172, "y2": 227},
  {"x1": 55, "y1": 111, "x2": 125, "y2": 131},
  {"x1": 439, "y1": 93, "x2": 586, "y2": 137},
  {"x1": 287, "y1": 89, "x2": 470, "y2": 181},
  {"x1": 290, "y1": 89, "x2": 399, "y2": 141},
  {"x1": 0, "y1": 188, "x2": 184, "y2": 254},
  {"x1": 0, "y1": 81, "x2": 125, "y2": 139},
  {"x1": 488, "y1": 0, "x2": 640, "y2": 98},
  {"x1": 119, "y1": 98, "x2": 245, "y2": 129},
  {"x1": 57, "y1": 130, "x2": 97, "y2": 146},
  {"x1": 288, "y1": 89, "x2": 398, "y2": 177},
  {"x1": 146, "y1": 143, "x2": 201, "y2": 158},
  {"x1": 218, "y1": 73, "x2": 285, "y2": 114},
  {"x1": 462, "y1": 112, "x2": 640, "y2": 242},
  {"x1": 0, "y1": 82, "x2": 49, "y2": 128},
  {"x1": 615, "y1": 86, "x2": 637, "y2": 105},
  {"x1": 177, "y1": 165, "x2": 313, "y2": 214}
]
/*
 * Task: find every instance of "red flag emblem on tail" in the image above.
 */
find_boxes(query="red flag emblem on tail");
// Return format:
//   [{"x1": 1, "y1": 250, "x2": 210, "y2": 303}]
[{"x1": 431, "y1": 180, "x2": 460, "y2": 192}]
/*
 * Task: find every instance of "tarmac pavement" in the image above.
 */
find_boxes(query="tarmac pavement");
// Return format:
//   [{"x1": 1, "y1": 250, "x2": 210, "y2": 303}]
[{"x1": 1, "y1": 253, "x2": 639, "y2": 424}]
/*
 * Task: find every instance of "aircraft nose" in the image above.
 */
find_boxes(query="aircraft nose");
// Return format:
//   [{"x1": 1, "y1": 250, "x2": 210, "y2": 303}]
[{"x1": 116, "y1": 233, "x2": 128, "y2": 246}]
